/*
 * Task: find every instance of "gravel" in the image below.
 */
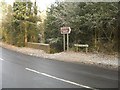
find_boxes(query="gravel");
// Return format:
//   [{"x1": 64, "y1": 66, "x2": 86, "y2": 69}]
[{"x1": 0, "y1": 42, "x2": 119, "y2": 70}]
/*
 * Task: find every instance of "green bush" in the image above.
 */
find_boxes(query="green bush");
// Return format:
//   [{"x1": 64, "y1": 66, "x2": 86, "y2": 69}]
[{"x1": 47, "y1": 37, "x2": 63, "y2": 53}]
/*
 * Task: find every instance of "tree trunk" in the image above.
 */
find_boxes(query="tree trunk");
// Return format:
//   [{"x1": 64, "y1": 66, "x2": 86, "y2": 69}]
[{"x1": 25, "y1": 22, "x2": 27, "y2": 46}]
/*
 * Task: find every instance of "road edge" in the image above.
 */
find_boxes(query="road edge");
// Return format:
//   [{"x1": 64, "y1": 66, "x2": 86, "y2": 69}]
[{"x1": 0, "y1": 42, "x2": 119, "y2": 71}]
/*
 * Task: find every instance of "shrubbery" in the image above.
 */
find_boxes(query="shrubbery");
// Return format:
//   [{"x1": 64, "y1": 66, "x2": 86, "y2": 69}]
[{"x1": 44, "y1": 2, "x2": 118, "y2": 54}]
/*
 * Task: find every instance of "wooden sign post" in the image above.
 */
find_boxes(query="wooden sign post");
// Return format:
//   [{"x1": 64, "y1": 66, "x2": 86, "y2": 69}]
[
  {"x1": 60, "y1": 27, "x2": 71, "y2": 51},
  {"x1": 63, "y1": 34, "x2": 65, "y2": 51}
]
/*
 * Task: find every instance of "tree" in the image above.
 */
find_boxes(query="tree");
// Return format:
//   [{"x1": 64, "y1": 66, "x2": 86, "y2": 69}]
[
  {"x1": 1, "y1": 0, "x2": 41, "y2": 46},
  {"x1": 12, "y1": 0, "x2": 40, "y2": 46},
  {"x1": 0, "y1": 1, "x2": 13, "y2": 43},
  {"x1": 44, "y1": 2, "x2": 118, "y2": 53}
]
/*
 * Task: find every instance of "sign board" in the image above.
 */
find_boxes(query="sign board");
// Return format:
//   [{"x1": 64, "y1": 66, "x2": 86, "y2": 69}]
[
  {"x1": 60, "y1": 27, "x2": 71, "y2": 51},
  {"x1": 60, "y1": 27, "x2": 71, "y2": 34}
]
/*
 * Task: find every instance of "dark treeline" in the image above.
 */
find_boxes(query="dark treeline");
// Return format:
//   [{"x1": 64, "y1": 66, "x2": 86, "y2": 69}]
[
  {"x1": 44, "y1": 2, "x2": 119, "y2": 53},
  {"x1": 1, "y1": 1, "x2": 119, "y2": 54},
  {"x1": 1, "y1": 0, "x2": 41, "y2": 46}
]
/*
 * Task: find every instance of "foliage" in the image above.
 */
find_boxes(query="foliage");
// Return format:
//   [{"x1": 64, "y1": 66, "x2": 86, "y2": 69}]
[
  {"x1": 1, "y1": 0, "x2": 41, "y2": 46},
  {"x1": 1, "y1": 1, "x2": 119, "y2": 54},
  {"x1": 44, "y1": 2, "x2": 118, "y2": 53},
  {"x1": 0, "y1": 2, "x2": 13, "y2": 44}
]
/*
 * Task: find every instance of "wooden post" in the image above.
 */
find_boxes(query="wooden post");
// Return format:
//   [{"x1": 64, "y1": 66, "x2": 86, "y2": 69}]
[
  {"x1": 86, "y1": 47, "x2": 88, "y2": 53},
  {"x1": 67, "y1": 34, "x2": 69, "y2": 51},
  {"x1": 95, "y1": 29, "x2": 97, "y2": 49},
  {"x1": 63, "y1": 34, "x2": 65, "y2": 51}
]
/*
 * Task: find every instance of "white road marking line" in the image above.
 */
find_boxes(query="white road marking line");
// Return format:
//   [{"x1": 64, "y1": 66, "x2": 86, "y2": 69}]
[
  {"x1": 25, "y1": 68, "x2": 98, "y2": 90},
  {"x1": 0, "y1": 58, "x2": 4, "y2": 61}
]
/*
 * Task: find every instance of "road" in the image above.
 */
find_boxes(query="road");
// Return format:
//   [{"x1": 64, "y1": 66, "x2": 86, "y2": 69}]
[{"x1": 0, "y1": 47, "x2": 118, "y2": 89}]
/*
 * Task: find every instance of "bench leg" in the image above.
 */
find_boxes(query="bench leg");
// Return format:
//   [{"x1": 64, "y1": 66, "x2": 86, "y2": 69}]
[
  {"x1": 86, "y1": 48, "x2": 88, "y2": 53},
  {"x1": 75, "y1": 47, "x2": 78, "y2": 52},
  {"x1": 77, "y1": 47, "x2": 79, "y2": 52}
]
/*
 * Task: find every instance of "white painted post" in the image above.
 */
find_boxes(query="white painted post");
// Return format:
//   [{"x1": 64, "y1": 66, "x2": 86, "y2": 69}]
[
  {"x1": 67, "y1": 34, "x2": 69, "y2": 51},
  {"x1": 63, "y1": 34, "x2": 65, "y2": 51}
]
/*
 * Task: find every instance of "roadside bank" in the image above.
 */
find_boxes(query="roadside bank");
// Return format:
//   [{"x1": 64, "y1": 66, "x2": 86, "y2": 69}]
[{"x1": 0, "y1": 42, "x2": 118, "y2": 70}]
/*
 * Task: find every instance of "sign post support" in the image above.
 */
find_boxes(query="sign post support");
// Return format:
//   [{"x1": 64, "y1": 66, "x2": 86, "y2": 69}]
[
  {"x1": 60, "y1": 27, "x2": 71, "y2": 52},
  {"x1": 67, "y1": 34, "x2": 69, "y2": 51},
  {"x1": 63, "y1": 34, "x2": 65, "y2": 51}
]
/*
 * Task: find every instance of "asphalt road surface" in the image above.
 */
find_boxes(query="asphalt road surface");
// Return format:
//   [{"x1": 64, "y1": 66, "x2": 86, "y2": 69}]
[{"x1": 0, "y1": 47, "x2": 118, "y2": 89}]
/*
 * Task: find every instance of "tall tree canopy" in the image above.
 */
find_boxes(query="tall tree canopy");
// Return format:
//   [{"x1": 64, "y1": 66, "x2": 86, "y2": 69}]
[
  {"x1": 44, "y1": 2, "x2": 118, "y2": 53},
  {"x1": 1, "y1": 0, "x2": 41, "y2": 46},
  {"x1": 1, "y1": 1, "x2": 119, "y2": 54}
]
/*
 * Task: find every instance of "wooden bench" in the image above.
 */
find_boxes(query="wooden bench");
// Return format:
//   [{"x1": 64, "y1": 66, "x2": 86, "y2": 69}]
[{"x1": 74, "y1": 44, "x2": 89, "y2": 53}]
